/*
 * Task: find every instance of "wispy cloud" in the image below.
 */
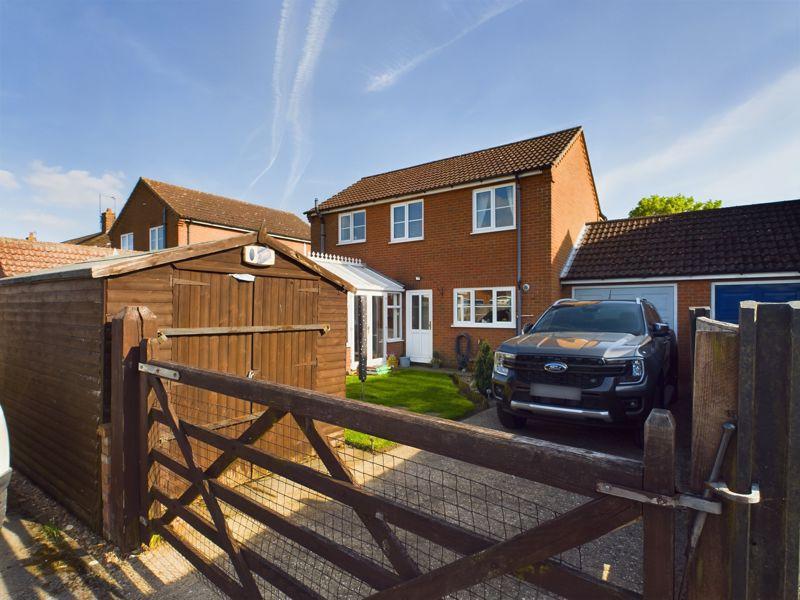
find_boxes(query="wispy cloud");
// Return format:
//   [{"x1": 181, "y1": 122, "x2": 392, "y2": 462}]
[
  {"x1": 0, "y1": 169, "x2": 19, "y2": 189},
  {"x1": 24, "y1": 161, "x2": 126, "y2": 208},
  {"x1": 365, "y1": 0, "x2": 524, "y2": 93},
  {"x1": 599, "y1": 66, "x2": 800, "y2": 216}
]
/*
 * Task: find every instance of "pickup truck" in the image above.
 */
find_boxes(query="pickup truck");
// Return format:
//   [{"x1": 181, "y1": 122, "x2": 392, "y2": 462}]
[{"x1": 491, "y1": 298, "x2": 677, "y2": 445}]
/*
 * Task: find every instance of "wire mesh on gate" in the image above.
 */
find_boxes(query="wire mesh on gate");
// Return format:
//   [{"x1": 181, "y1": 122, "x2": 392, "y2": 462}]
[{"x1": 149, "y1": 381, "x2": 644, "y2": 599}]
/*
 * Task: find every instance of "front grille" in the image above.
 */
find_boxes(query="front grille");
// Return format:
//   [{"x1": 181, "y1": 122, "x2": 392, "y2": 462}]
[{"x1": 509, "y1": 355, "x2": 626, "y2": 389}]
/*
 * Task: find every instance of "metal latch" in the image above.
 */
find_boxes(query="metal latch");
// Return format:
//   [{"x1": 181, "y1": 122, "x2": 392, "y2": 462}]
[
  {"x1": 139, "y1": 363, "x2": 181, "y2": 381},
  {"x1": 596, "y1": 482, "x2": 722, "y2": 514},
  {"x1": 706, "y1": 481, "x2": 761, "y2": 504}
]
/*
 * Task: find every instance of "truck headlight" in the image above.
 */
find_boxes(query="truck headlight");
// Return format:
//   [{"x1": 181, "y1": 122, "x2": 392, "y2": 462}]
[
  {"x1": 619, "y1": 359, "x2": 645, "y2": 385},
  {"x1": 494, "y1": 352, "x2": 515, "y2": 376}
]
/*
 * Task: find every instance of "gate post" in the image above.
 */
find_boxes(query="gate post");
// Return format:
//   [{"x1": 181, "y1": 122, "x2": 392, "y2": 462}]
[
  {"x1": 643, "y1": 408, "x2": 676, "y2": 599},
  {"x1": 110, "y1": 306, "x2": 158, "y2": 552}
]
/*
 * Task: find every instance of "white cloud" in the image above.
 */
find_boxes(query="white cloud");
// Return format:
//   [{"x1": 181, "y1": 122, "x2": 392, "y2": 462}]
[
  {"x1": 0, "y1": 169, "x2": 19, "y2": 189},
  {"x1": 15, "y1": 210, "x2": 78, "y2": 230},
  {"x1": 365, "y1": 0, "x2": 524, "y2": 93},
  {"x1": 599, "y1": 66, "x2": 800, "y2": 217},
  {"x1": 24, "y1": 161, "x2": 126, "y2": 208}
]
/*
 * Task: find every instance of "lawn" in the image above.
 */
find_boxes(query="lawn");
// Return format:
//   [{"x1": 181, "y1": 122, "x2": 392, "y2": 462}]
[{"x1": 343, "y1": 369, "x2": 475, "y2": 451}]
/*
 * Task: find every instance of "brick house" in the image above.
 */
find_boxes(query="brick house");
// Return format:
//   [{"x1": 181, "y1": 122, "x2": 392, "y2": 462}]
[
  {"x1": 560, "y1": 199, "x2": 800, "y2": 389},
  {"x1": 306, "y1": 126, "x2": 601, "y2": 368},
  {"x1": 105, "y1": 178, "x2": 311, "y2": 254}
]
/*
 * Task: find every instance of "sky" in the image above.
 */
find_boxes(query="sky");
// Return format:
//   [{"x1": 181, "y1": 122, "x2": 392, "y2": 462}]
[{"x1": 0, "y1": 0, "x2": 798, "y2": 241}]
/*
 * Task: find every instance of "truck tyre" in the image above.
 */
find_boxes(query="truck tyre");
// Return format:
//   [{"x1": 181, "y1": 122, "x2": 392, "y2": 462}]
[{"x1": 496, "y1": 405, "x2": 527, "y2": 429}]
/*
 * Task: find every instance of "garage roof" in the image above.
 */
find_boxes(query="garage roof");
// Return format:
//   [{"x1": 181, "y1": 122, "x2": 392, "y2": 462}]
[{"x1": 563, "y1": 198, "x2": 800, "y2": 280}]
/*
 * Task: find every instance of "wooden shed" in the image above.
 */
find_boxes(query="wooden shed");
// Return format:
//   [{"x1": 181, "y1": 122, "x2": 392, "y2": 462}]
[{"x1": 0, "y1": 231, "x2": 352, "y2": 530}]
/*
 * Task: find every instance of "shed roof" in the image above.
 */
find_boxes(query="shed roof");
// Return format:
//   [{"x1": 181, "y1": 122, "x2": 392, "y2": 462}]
[
  {"x1": 308, "y1": 252, "x2": 403, "y2": 292},
  {"x1": 135, "y1": 178, "x2": 311, "y2": 241},
  {"x1": 0, "y1": 237, "x2": 129, "y2": 278},
  {"x1": 0, "y1": 231, "x2": 355, "y2": 292},
  {"x1": 313, "y1": 127, "x2": 583, "y2": 212},
  {"x1": 562, "y1": 198, "x2": 800, "y2": 281}
]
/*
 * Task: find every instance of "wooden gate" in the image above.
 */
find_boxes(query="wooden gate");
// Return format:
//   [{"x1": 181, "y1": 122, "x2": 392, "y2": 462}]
[{"x1": 133, "y1": 350, "x2": 682, "y2": 599}]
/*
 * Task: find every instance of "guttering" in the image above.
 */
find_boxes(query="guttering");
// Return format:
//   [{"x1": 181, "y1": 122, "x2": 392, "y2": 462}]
[
  {"x1": 311, "y1": 169, "x2": 544, "y2": 216},
  {"x1": 515, "y1": 173, "x2": 522, "y2": 335},
  {"x1": 563, "y1": 272, "x2": 800, "y2": 285},
  {"x1": 314, "y1": 198, "x2": 326, "y2": 252}
]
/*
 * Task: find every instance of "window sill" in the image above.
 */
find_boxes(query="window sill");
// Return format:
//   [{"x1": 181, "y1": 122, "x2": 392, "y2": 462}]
[
  {"x1": 471, "y1": 226, "x2": 516, "y2": 235},
  {"x1": 451, "y1": 322, "x2": 515, "y2": 329},
  {"x1": 337, "y1": 239, "x2": 366, "y2": 246},
  {"x1": 386, "y1": 338, "x2": 404, "y2": 343},
  {"x1": 389, "y1": 237, "x2": 424, "y2": 244}
]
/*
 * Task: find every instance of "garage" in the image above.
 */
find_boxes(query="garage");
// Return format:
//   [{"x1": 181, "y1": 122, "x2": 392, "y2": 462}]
[
  {"x1": 713, "y1": 281, "x2": 800, "y2": 323},
  {"x1": 572, "y1": 284, "x2": 677, "y2": 333}
]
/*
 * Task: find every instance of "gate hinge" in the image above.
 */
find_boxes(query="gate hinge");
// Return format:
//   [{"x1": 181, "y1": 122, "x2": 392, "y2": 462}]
[
  {"x1": 139, "y1": 363, "x2": 180, "y2": 381},
  {"x1": 706, "y1": 481, "x2": 761, "y2": 504},
  {"x1": 596, "y1": 482, "x2": 722, "y2": 514}
]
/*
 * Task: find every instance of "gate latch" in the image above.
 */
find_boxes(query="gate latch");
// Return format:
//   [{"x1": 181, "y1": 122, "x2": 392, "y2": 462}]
[
  {"x1": 596, "y1": 482, "x2": 722, "y2": 514},
  {"x1": 706, "y1": 481, "x2": 761, "y2": 504}
]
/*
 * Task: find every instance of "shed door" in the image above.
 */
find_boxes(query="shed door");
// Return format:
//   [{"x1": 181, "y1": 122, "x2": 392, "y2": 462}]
[
  {"x1": 713, "y1": 282, "x2": 800, "y2": 323},
  {"x1": 572, "y1": 285, "x2": 677, "y2": 333}
]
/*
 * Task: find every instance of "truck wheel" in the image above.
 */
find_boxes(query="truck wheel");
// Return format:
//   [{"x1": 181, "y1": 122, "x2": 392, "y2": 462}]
[{"x1": 496, "y1": 405, "x2": 527, "y2": 429}]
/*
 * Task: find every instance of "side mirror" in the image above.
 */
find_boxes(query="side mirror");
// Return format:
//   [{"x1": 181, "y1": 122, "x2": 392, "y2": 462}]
[
  {"x1": 652, "y1": 322, "x2": 670, "y2": 336},
  {"x1": 522, "y1": 322, "x2": 534, "y2": 334}
]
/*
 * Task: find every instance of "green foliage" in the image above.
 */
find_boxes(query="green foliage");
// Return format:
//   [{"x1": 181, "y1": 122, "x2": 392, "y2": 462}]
[
  {"x1": 473, "y1": 340, "x2": 494, "y2": 394},
  {"x1": 343, "y1": 430, "x2": 395, "y2": 453},
  {"x1": 628, "y1": 194, "x2": 722, "y2": 218},
  {"x1": 41, "y1": 522, "x2": 62, "y2": 543}
]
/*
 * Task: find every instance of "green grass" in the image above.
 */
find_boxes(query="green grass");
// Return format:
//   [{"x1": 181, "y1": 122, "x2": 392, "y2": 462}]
[{"x1": 344, "y1": 369, "x2": 475, "y2": 452}]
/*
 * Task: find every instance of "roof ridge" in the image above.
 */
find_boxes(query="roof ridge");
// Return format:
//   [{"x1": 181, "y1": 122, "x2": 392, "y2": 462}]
[
  {"x1": 358, "y1": 126, "x2": 582, "y2": 180},
  {"x1": 584, "y1": 197, "x2": 800, "y2": 227}
]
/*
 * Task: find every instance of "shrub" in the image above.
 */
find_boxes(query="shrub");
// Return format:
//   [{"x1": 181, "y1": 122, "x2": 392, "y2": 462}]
[
  {"x1": 473, "y1": 340, "x2": 494, "y2": 394},
  {"x1": 386, "y1": 354, "x2": 398, "y2": 369}
]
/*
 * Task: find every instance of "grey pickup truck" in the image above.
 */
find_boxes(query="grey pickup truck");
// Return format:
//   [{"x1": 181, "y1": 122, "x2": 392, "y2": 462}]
[{"x1": 491, "y1": 298, "x2": 677, "y2": 445}]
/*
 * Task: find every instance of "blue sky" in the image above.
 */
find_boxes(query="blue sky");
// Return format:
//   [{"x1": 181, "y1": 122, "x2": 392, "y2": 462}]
[{"x1": 0, "y1": 0, "x2": 798, "y2": 241}]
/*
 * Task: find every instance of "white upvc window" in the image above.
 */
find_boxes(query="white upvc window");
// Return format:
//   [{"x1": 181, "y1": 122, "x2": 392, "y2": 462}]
[
  {"x1": 338, "y1": 210, "x2": 366, "y2": 244},
  {"x1": 386, "y1": 292, "x2": 402, "y2": 341},
  {"x1": 391, "y1": 199, "x2": 424, "y2": 242},
  {"x1": 149, "y1": 225, "x2": 165, "y2": 251},
  {"x1": 453, "y1": 287, "x2": 515, "y2": 328},
  {"x1": 472, "y1": 183, "x2": 515, "y2": 233},
  {"x1": 120, "y1": 232, "x2": 134, "y2": 251}
]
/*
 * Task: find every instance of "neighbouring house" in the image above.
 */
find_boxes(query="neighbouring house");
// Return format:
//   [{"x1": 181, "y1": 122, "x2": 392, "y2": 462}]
[
  {"x1": 101, "y1": 178, "x2": 311, "y2": 254},
  {"x1": 307, "y1": 126, "x2": 601, "y2": 368},
  {"x1": 560, "y1": 198, "x2": 800, "y2": 389},
  {"x1": 0, "y1": 234, "x2": 128, "y2": 278},
  {"x1": 64, "y1": 208, "x2": 116, "y2": 247}
]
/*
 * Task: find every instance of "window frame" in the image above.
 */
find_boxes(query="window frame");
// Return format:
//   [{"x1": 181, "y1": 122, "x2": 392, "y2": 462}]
[
  {"x1": 452, "y1": 286, "x2": 516, "y2": 329},
  {"x1": 390, "y1": 199, "x2": 424, "y2": 243},
  {"x1": 472, "y1": 183, "x2": 516, "y2": 234},
  {"x1": 120, "y1": 232, "x2": 134, "y2": 251},
  {"x1": 149, "y1": 225, "x2": 165, "y2": 251},
  {"x1": 386, "y1": 292, "x2": 403, "y2": 341},
  {"x1": 338, "y1": 210, "x2": 366, "y2": 245}
]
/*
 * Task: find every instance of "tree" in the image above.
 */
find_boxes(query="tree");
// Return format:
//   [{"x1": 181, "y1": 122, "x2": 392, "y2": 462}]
[{"x1": 628, "y1": 194, "x2": 722, "y2": 218}]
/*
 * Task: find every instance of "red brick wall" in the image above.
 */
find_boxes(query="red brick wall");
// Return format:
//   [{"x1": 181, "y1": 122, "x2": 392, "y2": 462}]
[{"x1": 309, "y1": 139, "x2": 599, "y2": 367}]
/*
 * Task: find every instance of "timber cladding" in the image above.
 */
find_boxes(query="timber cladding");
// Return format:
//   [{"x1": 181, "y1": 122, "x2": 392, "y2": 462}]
[{"x1": 0, "y1": 235, "x2": 349, "y2": 533}]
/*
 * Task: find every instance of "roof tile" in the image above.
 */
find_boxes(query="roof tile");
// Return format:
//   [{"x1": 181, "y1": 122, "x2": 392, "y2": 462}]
[{"x1": 0, "y1": 238, "x2": 132, "y2": 278}]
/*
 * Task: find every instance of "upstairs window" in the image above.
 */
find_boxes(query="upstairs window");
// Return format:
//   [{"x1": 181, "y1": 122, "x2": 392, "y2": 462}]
[
  {"x1": 391, "y1": 199, "x2": 424, "y2": 242},
  {"x1": 149, "y1": 225, "x2": 165, "y2": 251},
  {"x1": 453, "y1": 287, "x2": 515, "y2": 328},
  {"x1": 339, "y1": 210, "x2": 366, "y2": 244},
  {"x1": 120, "y1": 232, "x2": 134, "y2": 251},
  {"x1": 473, "y1": 184, "x2": 515, "y2": 233}
]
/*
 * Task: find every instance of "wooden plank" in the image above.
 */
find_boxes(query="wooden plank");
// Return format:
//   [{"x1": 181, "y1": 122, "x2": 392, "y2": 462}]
[
  {"x1": 144, "y1": 360, "x2": 643, "y2": 495},
  {"x1": 369, "y1": 497, "x2": 640, "y2": 599},
  {"x1": 642, "y1": 409, "x2": 676, "y2": 600},
  {"x1": 296, "y1": 416, "x2": 421, "y2": 580},
  {"x1": 687, "y1": 329, "x2": 739, "y2": 600},
  {"x1": 158, "y1": 324, "x2": 329, "y2": 337}
]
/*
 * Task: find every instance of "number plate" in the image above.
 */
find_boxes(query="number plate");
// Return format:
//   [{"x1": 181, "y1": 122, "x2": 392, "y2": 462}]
[{"x1": 530, "y1": 383, "x2": 581, "y2": 401}]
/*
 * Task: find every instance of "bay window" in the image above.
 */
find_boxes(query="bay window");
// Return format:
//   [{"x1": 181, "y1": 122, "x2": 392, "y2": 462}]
[
  {"x1": 473, "y1": 184, "x2": 515, "y2": 233},
  {"x1": 391, "y1": 199, "x2": 424, "y2": 242},
  {"x1": 339, "y1": 210, "x2": 366, "y2": 244},
  {"x1": 453, "y1": 287, "x2": 515, "y2": 328}
]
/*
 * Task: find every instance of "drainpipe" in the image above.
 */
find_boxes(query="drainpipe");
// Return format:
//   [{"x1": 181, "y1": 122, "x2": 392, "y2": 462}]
[
  {"x1": 515, "y1": 173, "x2": 522, "y2": 335},
  {"x1": 314, "y1": 198, "x2": 326, "y2": 252}
]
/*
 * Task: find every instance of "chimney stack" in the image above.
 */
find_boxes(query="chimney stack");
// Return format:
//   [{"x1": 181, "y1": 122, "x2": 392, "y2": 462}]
[
  {"x1": 101, "y1": 208, "x2": 116, "y2": 233},
  {"x1": 26, "y1": 232, "x2": 37, "y2": 242}
]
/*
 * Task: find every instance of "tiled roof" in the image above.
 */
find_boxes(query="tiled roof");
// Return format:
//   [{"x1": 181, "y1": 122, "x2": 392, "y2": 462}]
[
  {"x1": 315, "y1": 127, "x2": 583, "y2": 211},
  {"x1": 63, "y1": 231, "x2": 111, "y2": 247},
  {"x1": 563, "y1": 199, "x2": 800, "y2": 280},
  {"x1": 141, "y1": 178, "x2": 311, "y2": 241},
  {"x1": 0, "y1": 238, "x2": 130, "y2": 278}
]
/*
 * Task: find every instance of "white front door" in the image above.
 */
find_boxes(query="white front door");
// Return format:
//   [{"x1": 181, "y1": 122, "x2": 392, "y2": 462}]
[{"x1": 406, "y1": 290, "x2": 433, "y2": 363}]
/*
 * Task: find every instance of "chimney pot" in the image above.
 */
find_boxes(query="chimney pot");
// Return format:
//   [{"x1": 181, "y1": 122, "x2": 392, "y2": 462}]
[{"x1": 26, "y1": 232, "x2": 37, "y2": 242}]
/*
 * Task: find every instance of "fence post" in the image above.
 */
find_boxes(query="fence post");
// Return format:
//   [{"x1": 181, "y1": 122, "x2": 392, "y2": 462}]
[
  {"x1": 688, "y1": 306, "x2": 710, "y2": 383},
  {"x1": 643, "y1": 408, "x2": 676, "y2": 600},
  {"x1": 110, "y1": 306, "x2": 157, "y2": 551}
]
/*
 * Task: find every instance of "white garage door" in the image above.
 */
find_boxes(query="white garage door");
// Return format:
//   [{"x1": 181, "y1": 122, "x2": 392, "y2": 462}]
[{"x1": 572, "y1": 285, "x2": 677, "y2": 333}]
